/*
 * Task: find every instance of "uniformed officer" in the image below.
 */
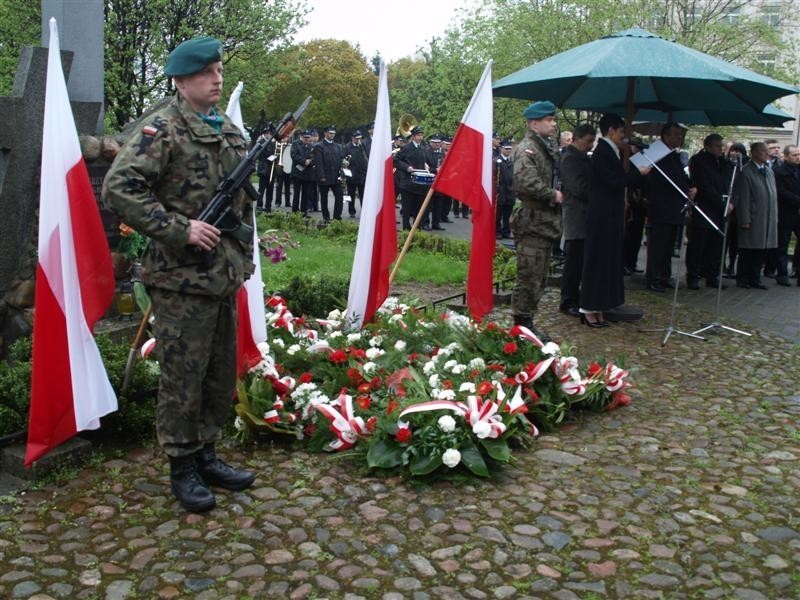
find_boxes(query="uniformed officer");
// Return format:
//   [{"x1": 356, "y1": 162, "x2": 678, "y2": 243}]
[
  {"x1": 103, "y1": 36, "x2": 255, "y2": 513},
  {"x1": 425, "y1": 133, "x2": 447, "y2": 230},
  {"x1": 290, "y1": 129, "x2": 316, "y2": 214},
  {"x1": 394, "y1": 125, "x2": 431, "y2": 230},
  {"x1": 345, "y1": 130, "x2": 369, "y2": 217},
  {"x1": 495, "y1": 139, "x2": 515, "y2": 239},
  {"x1": 313, "y1": 125, "x2": 345, "y2": 221},
  {"x1": 510, "y1": 100, "x2": 563, "y2": 338}
]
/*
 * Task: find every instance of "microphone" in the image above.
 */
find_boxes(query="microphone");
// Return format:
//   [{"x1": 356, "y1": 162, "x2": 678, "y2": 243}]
[{"x1": 624, "y1": 137, "x2": 649, "y2": 150}]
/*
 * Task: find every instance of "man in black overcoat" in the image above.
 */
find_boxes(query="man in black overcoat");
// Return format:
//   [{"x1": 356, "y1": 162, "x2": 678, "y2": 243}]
[
  {"x1": 313, "y1": 125, "x2": 345, "y2": 221},
  {"x1": 686, "y1": 133, "x2": 732, "y2": 289},
  {"x1": 494, "y1": 139, "x2": 516, "y2": 239},
  {"x1": 344, "y1": 130, "x2": 369, "y2": 217},
  {"x1": 290, "y1": 130, "x2": 316, "y2": 215},
  {"x1": 773, "y1": 145, "x2": 800, "y2": 286},
  {"x1": 394, "y1": 126, "x2": 431, "y2": 230}
]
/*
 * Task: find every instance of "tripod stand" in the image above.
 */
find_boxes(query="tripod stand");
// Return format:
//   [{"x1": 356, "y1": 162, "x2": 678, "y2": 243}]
[
  {"x1": 692, "y1": 159, "x2": 751, "y2": 337},
  {"x1": 637, "y1": 153, "x2": 721, "y2": 346}
]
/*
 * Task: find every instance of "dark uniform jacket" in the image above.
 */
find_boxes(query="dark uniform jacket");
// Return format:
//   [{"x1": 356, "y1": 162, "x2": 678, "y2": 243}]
[
  {"x1": 103, "y1": 94, "x2": 253, "y2": 298},
  {"x1": 511, "y1": 130, "x2": 560, "y2": 241},
  {"x1": 560, "y1": 144, "x2": 591, "y2": 240},
  {"x1": 688, "y1": 149, "x2": 733, "y2": 229},
  {"x1": 494, "y1": 154, "x2": 515, "y2": 206},
  {"x1": 313, "y1": 139, "x2": 344, "y2": 185},
  {"x1": 394, "y1": 141, "x2": 429, "y2": 193},
  {"x1": 646, "y1": 149, "x2": 692, "y2": 225},
  {"x1": 290, "y1": 139, "x2": 315, "y2": 181},
  {"x1": 345, "y1": 141, "x2": 369, "y2": 182},
  {"x1": 773, "y1": 161, "x2": 800, "y2": 225}
]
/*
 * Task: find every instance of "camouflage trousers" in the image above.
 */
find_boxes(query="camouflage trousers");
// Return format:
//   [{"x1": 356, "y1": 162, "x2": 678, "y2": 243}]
[
  {"x1": 510, "y1": 233, "x2": 553, "y2": 323},
  {"x1": 149, "y1": 288, "x2": 237, "y2": 458}
]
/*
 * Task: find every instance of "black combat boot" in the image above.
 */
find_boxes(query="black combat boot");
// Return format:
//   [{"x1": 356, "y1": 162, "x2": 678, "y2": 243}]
[
  {"x1": 513, "y1": 315, "x2": 533, "y2": 329},
  {"x1": 196, "y1": 444, "x2": 255, "y2": 491},
  {"x1": 170, "y1": 455, "x2": 216, "y2": 513}
]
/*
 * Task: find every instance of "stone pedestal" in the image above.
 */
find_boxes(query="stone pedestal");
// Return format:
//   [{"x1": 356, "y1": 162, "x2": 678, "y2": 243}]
[{"x1": 1, "y1": 436, "x2": 92, "y2": 481}]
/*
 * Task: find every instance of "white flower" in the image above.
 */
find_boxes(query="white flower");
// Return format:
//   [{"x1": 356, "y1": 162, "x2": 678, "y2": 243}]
[
  {"x1": 347, "y1": 332, "x2": 362, "y2": 344},
  {"x1": 436, "y1": 389, "x2": 456, "y2": 401},
  {"x1": 234, "y1": 416, "x2": 245, "y2": 431},
  {"x1": 389, "y1": 313, "x2": 404, "y2": 323},
  {"x1": 249, "y1": 357, "x2": 276, "y2": 377},
  {"x1": 541, "y1": 341, "x2": 561, "y2": 356},
  {"x1": 328, "y1": 330, "x2": 343, "y2": 339},
  {"x1": 286, "y1": 344, "x2": 301, "y2": 355},
  {"x1": 327, "y1": 308, "x2": 344, "y2": 320},
  {"x1": 438, "y1": 415, "x2": 456, "y2": 432},
  {"x1": 362, "y1": 361, "x2": 377, "y2": 374},
  {"x1": 271, "y1": 337, "x2": 285, "y2": 348},
  {"x1": 468, "y1": 357, "x2": 485, "y2": 369},
  {"x1": 432, "y1": 348, "x2": 450, "y2": 363},
  {"x1": 369, "y1": 335, "x2": 383, "y2": 347},
  {"x1": 428, "y1": 374, "x2": 440, "y2": 388},
  {"x1": 472, "y1": 420, "x2": 492, "y2": 439},
  {"x1": 442, "y1": 448, "x2": 461, "y2": 468},
  {"x1": 451, "y1": 364, "x2": 466, "y2": 375},
  {"x1": 446, "y1": 342, "x2": 461, "y2": 351},
  {"x1": 443, "y1": 359, "x2": 458, "y2": 372},
  {"x1": 365, "y1": 347, "x2": 384, "y2": 360},
  {"x1": 394, "y1": 340, "x2": 407, "y2": 352},
  {"x1": 459, "y1": 382, "x2": 476, "y2": 393},
  {"x1": 422, "y1": 361, "x2": 436, "y2": 375},
  {"x1": 256, "y1": 341, "x2": 271, "y2": 358}
]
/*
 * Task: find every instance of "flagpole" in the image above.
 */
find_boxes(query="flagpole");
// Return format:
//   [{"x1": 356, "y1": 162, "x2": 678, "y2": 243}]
[{"x1": 388, "y1": 186, "x2": 437, "y2": 284}]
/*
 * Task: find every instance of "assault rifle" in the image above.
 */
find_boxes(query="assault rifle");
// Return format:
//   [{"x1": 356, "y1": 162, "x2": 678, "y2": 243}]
[{"x1": 196, "y1": 95, "x2": 312, "y2": 245}]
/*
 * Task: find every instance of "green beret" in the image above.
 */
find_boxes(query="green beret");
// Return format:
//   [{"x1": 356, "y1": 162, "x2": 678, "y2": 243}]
[
  {"x1": 523, "y1": 100, "x2": 557, "y2": 120},
  {"x1": 165, "y1": 36, "x2": 224, "y2": 77}
]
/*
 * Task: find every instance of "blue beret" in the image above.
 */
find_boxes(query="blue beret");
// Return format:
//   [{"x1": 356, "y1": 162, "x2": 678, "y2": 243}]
[
  {"x1": 165, "y1": 36, "x2": 224, "y2": 77},
  {"x1": 523, "y1": 100, "x2": 557, "y2": 120}
]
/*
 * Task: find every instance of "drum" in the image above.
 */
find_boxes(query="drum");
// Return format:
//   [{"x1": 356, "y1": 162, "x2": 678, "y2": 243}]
[
  {"x1": 410, "y1": 169, "x2": 435, "y2": 186},
  {"x1": 280, "y1": 144, "x2": 293, "y2": 174}
]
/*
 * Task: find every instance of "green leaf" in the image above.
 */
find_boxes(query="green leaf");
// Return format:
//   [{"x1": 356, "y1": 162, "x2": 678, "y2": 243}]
[
  {"x1": 460, "y1": 443, "x2": 489, "y2": 477},
  {"x1": 410, "y1": 451, "x2": 443, "y2": 475},
  {"x1": 133, "y1": 281, "x2": 150, "y2": 313},
  {"x1": 367, "y1": 440, "x2": 404, "y2": 469},
  {"x1": 480, "y1": 438, "x2": 511, "y2": 463}
]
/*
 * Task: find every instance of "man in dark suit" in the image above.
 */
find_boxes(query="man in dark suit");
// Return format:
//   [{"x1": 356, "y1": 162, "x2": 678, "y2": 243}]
[
  {"x1": 645, "y1": 122, "x2": 697, "y2": 292},
  {"x1": 313, "y1": 125, "x2": 345, "y2": 222},
  {"x1": 686, "y1": 133, "x2": 732, "y2": 289},
  {"x1": 394, "y1": 125, "x2": 431, "y2": 230},
  {"x1": 290, "y1": 130, "x2": 316, "y2": 215},
  {"x1": 495, "y1": 139, "x2": 516, "y2": 240},
  {"x1": 363, "y1": 121, "x2": 374, "y2": 157},
  {"x1": 773, "y1": 145, "x2": 800, "y2": 286},
  {"x1": 425, "y1": 133, "x2": 447, "y2": 230},
  {"x1": 344, "y1": 130, "x2": 369, "y2": 217}
]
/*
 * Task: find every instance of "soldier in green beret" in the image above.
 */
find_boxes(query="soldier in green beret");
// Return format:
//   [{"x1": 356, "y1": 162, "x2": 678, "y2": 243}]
[
  {"x1": 510, "y1": 100, "x2": 563, "y2": 341},
  {"x1": 103, "y1": 36, "x2": 256, "y2": 513}
]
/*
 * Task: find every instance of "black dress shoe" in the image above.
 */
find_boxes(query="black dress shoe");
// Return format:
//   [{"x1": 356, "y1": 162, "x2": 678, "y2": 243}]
[
  {"x1": 706, "y1": 278, "x2": 727, "y2": 290},
  {"x1": 420, "y1": 225, "x2": 431, "y2": 231},
  {"x1": 751, "y1": 282, "x2": 768, "y2": 290},
  {"x1": 736, "y1": 281, "x2": 751, "y2": 289},
  {"x1": 661, "y1": 280, "x2": 675, "y2": 289},
  {"x1": 580, "y1": 314, "x2": 607, "y2": 328},
  {"x1": 432, "y1": 225, "x2": 445, "y2": 231},
  {"x1": 559, "y1": 305, "x2": 581, "y2": 317},
  {"x1": 776, "y1": 278, "x2": 791, "y2": 287},
  {"x1": 441, "y1": 217, "x2": 453, "y2": 223},
  {"x1": 622, "y1": 266, "x2": 633, "y2": 276},
  {"x1": 686, "y1": 278, "x2": 700, "y2": 290},
  {"x1": 634, "y1": 268, "x2": 644, "y2": 273},
  {"x1": 647, "y1": 282, "x2": 665, "y2": 292}
]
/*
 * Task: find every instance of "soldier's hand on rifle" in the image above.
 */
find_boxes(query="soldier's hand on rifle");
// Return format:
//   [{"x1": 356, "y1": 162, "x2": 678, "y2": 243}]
[
  {"x1": 554, "y1": 190, "x2": 564, "y2": 205},
  {"x1": 188, "y1": 220, "x2": 221, "y2": 251}
]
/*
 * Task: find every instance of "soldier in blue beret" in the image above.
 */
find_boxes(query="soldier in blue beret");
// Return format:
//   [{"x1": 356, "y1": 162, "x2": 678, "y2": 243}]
[{"x1": 104, "y1": 35, "x2": 256, "y2": 513}]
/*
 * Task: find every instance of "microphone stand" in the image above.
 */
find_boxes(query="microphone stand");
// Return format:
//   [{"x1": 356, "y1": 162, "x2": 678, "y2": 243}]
[
  {"x1": 637, "y1": 151, "x2": 709, "y2": 346},
  {"x1": 692, "y1": 156, "x2": 751, "y2": 337}
]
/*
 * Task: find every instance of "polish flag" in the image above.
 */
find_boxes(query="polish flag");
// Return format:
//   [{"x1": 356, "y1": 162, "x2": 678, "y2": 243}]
[
  {"x1": 432, "y1": 61, "x2": 495, "y2": 321},
  {"x1": 25, "y1": 18, "x2": 118, "y2": 465},
  {"x1": 345, "y1": 61, "x2": 397, "y2": 328},
  {"x1": 226, "y1": 82, "x2": 266, "y2": 374}
]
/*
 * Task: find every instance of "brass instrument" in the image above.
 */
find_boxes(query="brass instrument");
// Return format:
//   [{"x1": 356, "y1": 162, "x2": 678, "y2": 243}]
[
  {"x1": 396, "y1": 113, "x2": 417, "y2": 139},
  {"x1": 270, "y1": 140, "x2": 284, "y2": 182},
  {"x1": 340, "y1": 154, "x2": 352, "y2": 197}
]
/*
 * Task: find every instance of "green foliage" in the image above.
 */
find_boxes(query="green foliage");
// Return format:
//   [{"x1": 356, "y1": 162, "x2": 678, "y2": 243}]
[
  {"x1": 280, "y1": 273, "x2": 350, "y2": 318},
  {"x1": 0, "y1": 0, "x2": 40, "y2": 96},
  {"x1": 0, "y1": 338, "x2": 33, "y2": 436},
  {"x1": 117, "y1": 231, "x2": 148, "y2": 260}
]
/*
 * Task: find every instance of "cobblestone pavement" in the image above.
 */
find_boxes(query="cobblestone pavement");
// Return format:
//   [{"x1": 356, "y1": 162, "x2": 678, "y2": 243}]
[{"x1": 1, "y1": 287, "x2": 799, "y2": 599}]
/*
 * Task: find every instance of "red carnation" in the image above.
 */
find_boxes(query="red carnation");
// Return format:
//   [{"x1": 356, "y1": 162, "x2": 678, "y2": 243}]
[
  {"x1": 358, "y1": 382, "x2": 371, "y2": 394},
  {"x1": 503, "y1": 342, "x2": 518, "y2": 355},
  {"x1": 395, "y1": 427, "x2": 412, "y2": 443},
  {"x1": 349, "y1": 347, "x2": 367, "y2": 360},
  {"x1": 387, "y1": 399, "x2": 399, "y2": 414},
  {"x1": 587, "y1": 362, "x2": 602, "y2": 376},
  {"x1": 366, "y1": 416, "x2": 378, "y2": 432},
  {"x1": 442, "y1": 379, "x2": 454, "y2": 390},
  {"x1": 486, "y1": 322, "x2": 499, "y2": 331},
  {"x1": 299, "y1": 372, "x2": 313, "y2": 384},
  {"x1": 329, "y1": 349, "x2": 348, "y2": 364},
  {"x1": 356, "y1": 395, "x2": 372, "y2": 410},
  {"x1": 477, "y1": 381, "x2": 493, "y2": 395}
]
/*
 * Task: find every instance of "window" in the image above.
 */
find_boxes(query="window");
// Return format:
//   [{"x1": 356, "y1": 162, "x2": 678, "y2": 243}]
[
  {"x1": 757, "y1": 53, "x2": 776, "y2": 71},
  {"x1": 720, "y1": 5, "x2": 741, "y2": 26},
  {"x1": 761, "y1": 5, "x2": 781, "y2": 28}
]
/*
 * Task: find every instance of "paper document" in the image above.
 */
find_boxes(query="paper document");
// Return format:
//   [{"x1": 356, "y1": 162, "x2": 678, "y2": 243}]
[{"x1": 630, "y1": 139, "x2": 672, "y2": 169}]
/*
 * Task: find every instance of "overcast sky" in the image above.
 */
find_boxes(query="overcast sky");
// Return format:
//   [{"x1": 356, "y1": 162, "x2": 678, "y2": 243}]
[{"x1": 294, "y1": 0, "x2": 473, "y2": 62}]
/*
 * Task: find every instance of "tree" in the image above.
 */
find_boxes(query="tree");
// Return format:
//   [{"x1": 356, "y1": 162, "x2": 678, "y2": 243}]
[
  {"x1": 0, "y1": 1, "x2": 40, "y2": 95},
  {"x1": 103, "y1": 0, "x2": 309, "y2": 131},
  {"x1": 254, "y1": 39, "x2": 378, "y2": 131}
]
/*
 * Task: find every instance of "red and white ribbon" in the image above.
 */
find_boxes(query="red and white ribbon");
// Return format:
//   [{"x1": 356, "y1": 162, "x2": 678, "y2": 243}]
[
  {"x1": 263, "y1": 410, "x2": 280, "y2": 424},
  {"x1": 605, "y1": 363, "x2": 628, "y2": 392},
  {"x1": 553, "y1": 356, "x2": 587, "y2": 396},
  {"x1": 307, "y1": 340, "x2": 332, "y2": 354},
  {"x1": 508, "y1": 324, "x2": 544, "y2": 348},
  {"x1": 399, "y1": 400, "x2": 467, "y2": 419},
  {"x1": 314, "y1": 393, "x2": 369, "y2": 451},
  {"x1": 141, "y1": 337, "x2": 157, "y2": 359},
  {"x1": 464, "y1": 395, "x2": 506, "y2": 439}
]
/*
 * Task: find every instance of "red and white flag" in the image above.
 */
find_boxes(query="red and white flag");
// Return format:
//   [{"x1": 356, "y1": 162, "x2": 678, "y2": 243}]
[
  {"x1": 345, "y1": 61, "x2": 397, "y2": 328},
  {"x1": 25, "y1": 18, "x2": 117, "y2": 465},
  {"x1": 432, "y1": 61, "x2": 495, "y2": 320},
  {"x1": 226, "y1": 81, "x2": 266, "y2": 375}
]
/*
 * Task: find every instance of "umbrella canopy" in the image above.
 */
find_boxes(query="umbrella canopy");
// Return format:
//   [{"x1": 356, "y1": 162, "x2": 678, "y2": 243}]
[
  {"x1": 597, "y1": 103, "x2": 794, "y2": 128},
  {"x1": 492, "y1": 28, "x2": 798, "y2": 115}
]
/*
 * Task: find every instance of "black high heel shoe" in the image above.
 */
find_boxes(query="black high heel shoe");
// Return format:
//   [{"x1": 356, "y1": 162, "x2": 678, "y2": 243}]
[{"x1": 580, "y1": 313, "x2": 606, "y2": 329}]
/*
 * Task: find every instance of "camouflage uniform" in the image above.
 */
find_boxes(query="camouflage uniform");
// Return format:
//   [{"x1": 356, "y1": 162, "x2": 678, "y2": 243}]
[
  {"x1": 103, "y1": 94, "x2": 253, "y2": 458},
  {"x1": 510, "y1": 129, "x2": 561, "y2": 323}
]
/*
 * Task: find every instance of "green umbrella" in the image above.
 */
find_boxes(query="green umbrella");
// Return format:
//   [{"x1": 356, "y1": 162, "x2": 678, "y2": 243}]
[
  {"x1": 492, "y1": 28, "x2": 798, "y2": 119},
  {"x1": 594, "y1": 103, "x2": 794, "y2": 128}
]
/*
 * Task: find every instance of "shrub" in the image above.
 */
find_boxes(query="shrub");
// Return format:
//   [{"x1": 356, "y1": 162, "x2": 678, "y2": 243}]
[{"x1": 279, "y1": 274, "x2": 350, "y2": 318}]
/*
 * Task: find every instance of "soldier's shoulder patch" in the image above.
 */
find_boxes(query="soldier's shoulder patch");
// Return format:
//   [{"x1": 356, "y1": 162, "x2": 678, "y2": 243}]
[
  {"x1": 142, "y1": 125, "x2": 158, "y2": 136},
  {"x1": 524, "y1": 148, "x2": 537, "y2": 156}
]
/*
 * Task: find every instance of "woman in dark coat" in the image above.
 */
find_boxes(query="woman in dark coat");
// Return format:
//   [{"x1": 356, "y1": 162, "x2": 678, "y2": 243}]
[{"x1": 579, "y1": 114, "x2": 649, "y2": 327}]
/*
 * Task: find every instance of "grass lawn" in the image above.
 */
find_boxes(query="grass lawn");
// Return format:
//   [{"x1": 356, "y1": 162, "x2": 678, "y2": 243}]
[{"x1": 261, "y1": 232, "x2": 468, "y2": 293}]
